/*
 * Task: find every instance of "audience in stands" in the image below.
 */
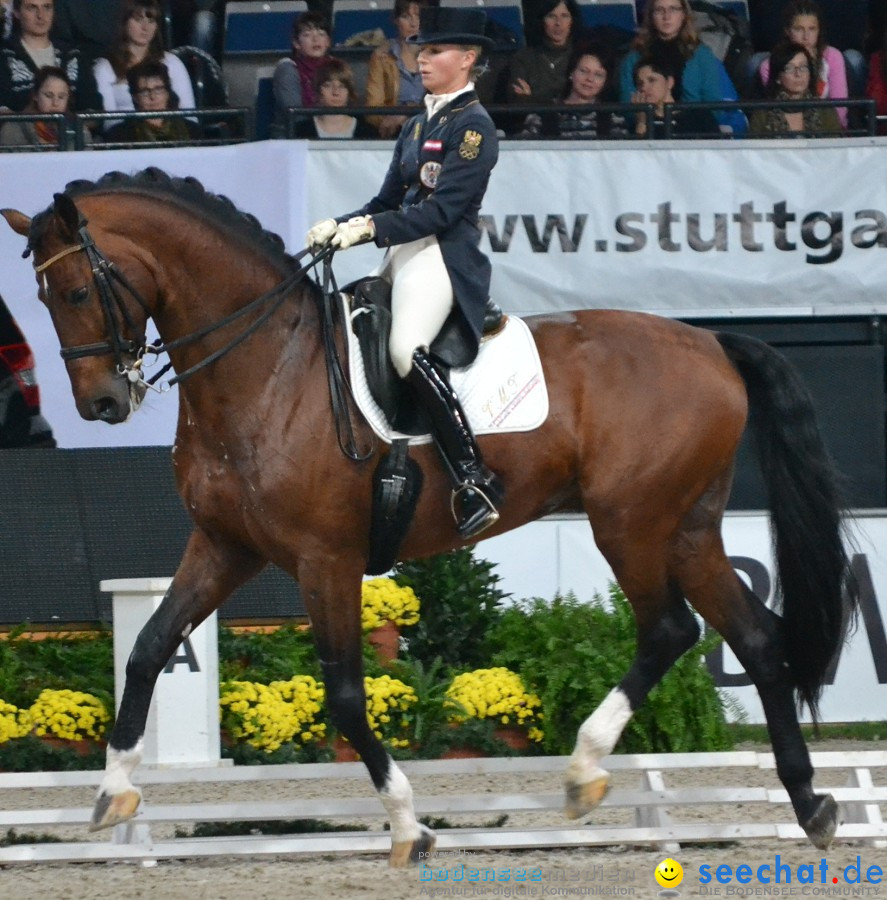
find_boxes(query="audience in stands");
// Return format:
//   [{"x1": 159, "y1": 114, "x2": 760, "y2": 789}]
[
  {"x1": 618, "y1": 0, "x2": 731, "y2": 105},
  {"x1": 0, "y1": 62, "x2": 89, "y2": 146},
  {"x1": 506, "y1": 0, "x2": 581, "y2": 104},
  {"x1": 749, "y1": 40, "x2": 841, "y2": 135},
  {"x1": 365, "y1": 0, "x2": 425, "y2": 139},
  {"x1": 632, "y1": 52, "x2": 719, "y2": 137},
  {"x1": 93, "y1": 0, "x2": 195, "y2": 129},
  {"x1": 104, "y1": 58, "x2": 202, "y2": 143},
  {"x1": 292, "y1": 57, "x2": 374, "y2": 139},
  {"x1": 0, "y1": 0, "x2": 101, "y2": 112},
  {"x1": 169, "y1": 0, "x2": 223, "y2": 59},
  {"x1": 757, "y1": 0, "x2": 847, "y2": 127},
  {"x1": 518, "y1": 42, "x2": 627, "y2": 138},
  {"x1": 271, "y1": 11, "x2": 336, "y2": 137}
]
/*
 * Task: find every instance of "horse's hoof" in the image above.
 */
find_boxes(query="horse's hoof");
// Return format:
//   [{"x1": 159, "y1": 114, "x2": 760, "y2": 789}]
[
  {"x1": 802, "y1": 793, "x2": 838, "y2": 849},
  {"x1": 388, "y1": 823, "x2": 436, "y2": 868},
  {"x1": 89, "y1": 789, "x2": 142, "y2": 831},
  {"x1": 564, "y1": 774, "x2": 610, "y2": 820}
]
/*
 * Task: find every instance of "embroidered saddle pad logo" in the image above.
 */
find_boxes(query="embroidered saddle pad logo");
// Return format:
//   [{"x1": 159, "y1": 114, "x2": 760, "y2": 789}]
[
  {"x1": 459, "y1": 129, "x2": 483, "y2": 159},
  {"x1": 343, "y1": 295, "x2": 549, "y2": 445}
]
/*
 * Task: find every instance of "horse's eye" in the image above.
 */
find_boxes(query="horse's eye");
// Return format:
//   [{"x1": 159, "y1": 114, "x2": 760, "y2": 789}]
[{"x1": 70, "y1": 286, "x2": 89, "y2": 305}]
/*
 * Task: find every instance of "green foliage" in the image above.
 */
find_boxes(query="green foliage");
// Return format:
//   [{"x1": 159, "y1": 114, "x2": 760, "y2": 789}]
[
  {"x1": 489, "y1": 586, "x2": 736, "y2": 755},
  {"x1": 394, "y1": 548, "x2": 509, "y2": 669},
  {"x1": 0, "y1": 629, "x2": 114, "y2": 711},
  {"x1": 0, "y1": 734, "x2": 105, "y2": 771},
  {"x1": 218, "y1": 624, "x2": 320, "y2": 682}
]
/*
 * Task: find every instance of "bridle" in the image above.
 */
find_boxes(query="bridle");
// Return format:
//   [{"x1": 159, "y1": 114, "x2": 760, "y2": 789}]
[
  {"x1": 30, "y1": 219, "x2": 371, "y2": 460},
  {"x1": 31, "y1": 218, "x2": 323, "y2": 390}
]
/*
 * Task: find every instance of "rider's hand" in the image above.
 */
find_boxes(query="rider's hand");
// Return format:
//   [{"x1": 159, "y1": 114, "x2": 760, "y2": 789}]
[
  {"x1": 306, "y1": 218, "x2": 337, "y2": 251},
  {"x1": 332, "y1": 216, "x2": 375, "y2": 251}
]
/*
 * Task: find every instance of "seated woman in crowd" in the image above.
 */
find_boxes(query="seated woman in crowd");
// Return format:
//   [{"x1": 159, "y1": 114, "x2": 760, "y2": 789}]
[
  {"x1": 93, "y1": 0, "x2": 195, "y2": 127},
  {"x1": 866, "y1": 18, "x2": 887, "y2": 134},
  {"x1": 365, "y1": 0, "x2": 425, "y2": 139},
  {"x1": 519, "y1": 43, "x2": 627, "y2": 138},
  {"x1": 758, "y1": 0, "x2": 847, "y2": 128},
  {"x1": 271, "y1": 11, "x2": 336, "y2": 137},
  {"x1": 749, "y1": 40, "x2": 841, "y2": 136},
  {"x1": 291, "y1": 58, "x2": 375, "y2": 139},
  {"x1": 619, "y1": 0, "x2": 740, "y2": 132},
  {"x1": 506, "y1": 0, "x2": 581, "y2": 104},
  {"x1": 632, "y1": 53, "x2": 720, "y2": 137},
  {"x1": 104, "y1": 59, "x2": 202, "y2": 143},
  {"x1": 0, "y1": 64, "x2": 90, "y2": 147}
]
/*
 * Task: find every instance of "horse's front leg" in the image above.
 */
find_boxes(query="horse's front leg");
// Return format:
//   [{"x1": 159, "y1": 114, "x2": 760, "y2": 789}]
[
  {"x1": 300, "y1": 560, "x2": 435, "y2": 867},
  {"x1": 91, "y1": 528, "x2": 262, "y2": 830}
]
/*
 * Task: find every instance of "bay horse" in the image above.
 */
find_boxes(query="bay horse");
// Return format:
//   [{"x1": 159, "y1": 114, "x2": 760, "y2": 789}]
[{"x1": 2, "y1": 168, "x2": 857, "y2": 864}]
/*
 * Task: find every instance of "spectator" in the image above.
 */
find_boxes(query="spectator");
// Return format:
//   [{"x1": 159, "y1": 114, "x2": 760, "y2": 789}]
[
  {"x1": 618, "y1": 0, "x2": 730, "y2": 105},
  {"x1": 518, "y1": 43, "x2": 627, "y2": 138},
  {"x1": 750, "y1": 40, "x2": 841, "y2": 135},
  {"x1": 506, "y1": 0, "x2": 581, "y2": 104},
  {"x1": 0, "y1": 0, "x2": 101, "y2": 112},
  {"x1": 365, "y1": 0, "x2": 425, "y2": 139},
  {"x1": 271, "y1": 11, "x2": 336, "y2": 138},
  {"x1": 632, "y1": 53, "x2": 720, "y2": 137},
  {"x1": 51, "y1": 0, "x2": 119, "y2": 63},
  {"x1": 866, "y1": 17, "x2": 887, "y2": 134},
  {"x1": 93, "y1": 0, "x2": 195, "y2": 128},
  {"x1": 104, "y1": 58, "x2": 202, "y2": 143},
  {"x1": 292, "y1": 57, "x2": 375, "y2": 139},
  {"x1": 0, "y1": 63, "x2": 90, "y2": 146},
  {"x1": 758, "y1": 0, "x2": 848, "y2": 128}
]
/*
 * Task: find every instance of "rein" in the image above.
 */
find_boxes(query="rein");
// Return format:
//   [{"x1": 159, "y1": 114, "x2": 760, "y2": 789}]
[{"x1": 32, "y1": 220, "x2": 372, "y2": 461}]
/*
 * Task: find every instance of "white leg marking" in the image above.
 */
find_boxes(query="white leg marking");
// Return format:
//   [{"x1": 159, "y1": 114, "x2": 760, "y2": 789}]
[
  {"x1": 568, "y1": 688, "x2": 633, "y2": 784},
  {"x1": 379, "y1": 762, "x2": 421, "y2": 844},
  {"x1": 98, "y1": 738, "x2": 145, "y2": 798}
]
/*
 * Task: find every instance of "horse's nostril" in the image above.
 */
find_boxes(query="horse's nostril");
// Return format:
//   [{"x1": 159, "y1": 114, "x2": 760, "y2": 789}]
[{"x1": 94, "y1": 397, "x2": 120, "y2": 421}]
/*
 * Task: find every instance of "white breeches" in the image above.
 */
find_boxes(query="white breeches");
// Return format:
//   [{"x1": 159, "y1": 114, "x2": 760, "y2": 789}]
[{"x1": 378, "y1": 235, "x2": 454, "y2": 378}]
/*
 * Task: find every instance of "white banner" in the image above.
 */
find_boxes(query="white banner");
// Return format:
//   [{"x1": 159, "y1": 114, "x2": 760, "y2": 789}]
[
  {"x1": 306, "y1": 137, "x2": 887, "y2": 319},
  {"x1": 482, "y1": 512, "x2": 887, "y2": 724}
]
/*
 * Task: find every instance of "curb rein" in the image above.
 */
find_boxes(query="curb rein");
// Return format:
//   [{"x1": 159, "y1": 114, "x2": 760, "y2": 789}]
[{"x1": 29, "y1": 221, "x2": 372, "y2": 461}]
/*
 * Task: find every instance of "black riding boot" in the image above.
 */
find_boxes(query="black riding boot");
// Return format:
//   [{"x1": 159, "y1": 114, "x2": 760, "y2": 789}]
[{"x1": 407, "y1": 348, "x2": 503, "y2": 539}]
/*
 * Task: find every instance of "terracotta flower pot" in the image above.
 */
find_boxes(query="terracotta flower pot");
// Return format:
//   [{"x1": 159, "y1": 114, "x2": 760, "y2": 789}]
[
  {"x1": 368, "y1": 620, "x2": 401, "y2": 665},
  {"x1": 332, "y1": 735, "x2": 361, "y2": 762},
  {"x1": 494, "y1": 726, "x2": 530, "y2": 752},
  {"x1": 439, "y1": 746, "x2": 488, "y2": 759},
  {"x1": 38, "y1": 735, "x2": 103, "y2": 757}
]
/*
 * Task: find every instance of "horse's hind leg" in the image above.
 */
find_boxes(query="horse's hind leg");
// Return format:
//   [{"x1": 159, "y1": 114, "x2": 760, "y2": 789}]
[
  {"x1": 298, "y1": 559, "x2": 434, "y2": 867},
  {"x1": 91, "y1": 529, "x2": 262, "y2": 830},
  {"x1": 565, "y1": 552, "x2": 701, "y2": 819},
  {"x1": 674, "y1": 536, "x2": 837, "y2": 849}
]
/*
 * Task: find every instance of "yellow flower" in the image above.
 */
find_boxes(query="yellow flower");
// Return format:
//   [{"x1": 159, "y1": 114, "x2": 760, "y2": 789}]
[
  {"x1": 27, "y1": 689, "x2": 110, "y2": 741},
  {"x1": 360, "y1": 578, "x2": 421, "y2": 631},
  {"x1": 445, "y1": 668, "x2": 543, "y2": 742}
]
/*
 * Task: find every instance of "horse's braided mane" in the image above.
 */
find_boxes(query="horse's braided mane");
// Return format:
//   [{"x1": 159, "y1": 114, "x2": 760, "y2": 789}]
[{"x1": 60, "y1": 167, "x2": 297, "y2": 268}]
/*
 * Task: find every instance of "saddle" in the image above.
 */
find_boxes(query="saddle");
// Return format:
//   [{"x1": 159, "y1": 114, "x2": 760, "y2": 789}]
[
  {"x1": 349, "y1": 276, "x2": 505, "y2": 433},
  {"x1": 348, "y1": 277, "x2": 505, "y2": 575}
]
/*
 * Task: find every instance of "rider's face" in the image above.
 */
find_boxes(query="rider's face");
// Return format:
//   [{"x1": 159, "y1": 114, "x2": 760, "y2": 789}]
[{"x1": 417, "y1": 44, "x2": 476, "y2": 95}]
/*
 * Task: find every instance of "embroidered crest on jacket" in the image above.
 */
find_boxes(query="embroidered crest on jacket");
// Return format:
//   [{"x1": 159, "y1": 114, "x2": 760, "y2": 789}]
[{"x1": 459, "y1": 129, "x2": 483, "y2": 160}]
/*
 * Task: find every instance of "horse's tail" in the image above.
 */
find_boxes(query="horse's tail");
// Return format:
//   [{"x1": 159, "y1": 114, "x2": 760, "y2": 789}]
[{"x1": 716, "y1": 331, "x2": 858, "y2": 719}]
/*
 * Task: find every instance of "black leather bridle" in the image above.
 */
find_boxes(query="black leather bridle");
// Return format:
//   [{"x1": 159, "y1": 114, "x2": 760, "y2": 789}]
[{"x1": 31, "y1": 220, "x2": 371, "y2": 460}]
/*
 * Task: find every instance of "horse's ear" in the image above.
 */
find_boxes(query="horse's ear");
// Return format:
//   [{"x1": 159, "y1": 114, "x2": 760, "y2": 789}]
[
  {"x1": 52, "y1": 192, "x2": 83, "y2": 239},
  {"x1": 0, "y1": 209, "x2": 31, "y2": 237}
]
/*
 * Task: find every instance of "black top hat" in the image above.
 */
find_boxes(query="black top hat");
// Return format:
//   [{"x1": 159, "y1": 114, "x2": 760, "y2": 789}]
[{"x1": 407, "y1": 7, "x2": 495, "y2": 50}]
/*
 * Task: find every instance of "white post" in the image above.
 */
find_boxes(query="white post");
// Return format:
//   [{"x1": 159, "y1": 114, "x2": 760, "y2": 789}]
[{"x1": 100, "y1": 577, "x2": 224, "y2": 768}]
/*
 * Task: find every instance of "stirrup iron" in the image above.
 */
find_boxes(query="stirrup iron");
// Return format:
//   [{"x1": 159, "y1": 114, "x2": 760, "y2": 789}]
[{"x1": 450, "y1": 482, "x2": 500, "y2": 537}]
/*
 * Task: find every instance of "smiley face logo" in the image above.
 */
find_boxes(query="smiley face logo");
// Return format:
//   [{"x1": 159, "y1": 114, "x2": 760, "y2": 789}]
[{"x1": 655, "y1": 858, "x2": 684, "y2": 889}]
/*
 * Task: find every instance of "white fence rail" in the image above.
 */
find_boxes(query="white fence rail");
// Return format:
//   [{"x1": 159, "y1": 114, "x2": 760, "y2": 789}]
[{"x1": 0, "y1": 751, "x2": 885, "y2": 863}]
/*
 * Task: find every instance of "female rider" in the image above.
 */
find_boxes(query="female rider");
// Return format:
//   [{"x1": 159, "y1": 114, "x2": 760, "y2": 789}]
[{"x1": 307, "y1": 6, "x2": 501, "y2": 541}]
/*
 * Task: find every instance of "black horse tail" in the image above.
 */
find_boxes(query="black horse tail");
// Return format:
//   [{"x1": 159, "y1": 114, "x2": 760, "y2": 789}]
[{"x1": 717, "y1": 331, "x2": 859, "y2": 720}]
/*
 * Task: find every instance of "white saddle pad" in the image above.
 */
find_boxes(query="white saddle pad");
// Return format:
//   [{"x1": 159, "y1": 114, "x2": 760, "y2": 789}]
[{"x1": 343, "y1": 294, "x2": 549, "y2": 445}]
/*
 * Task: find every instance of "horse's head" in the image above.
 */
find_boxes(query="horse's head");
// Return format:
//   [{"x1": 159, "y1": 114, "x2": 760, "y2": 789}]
[{"x1": 2, "y1": 192, "x2": 150, "y2": 424}]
